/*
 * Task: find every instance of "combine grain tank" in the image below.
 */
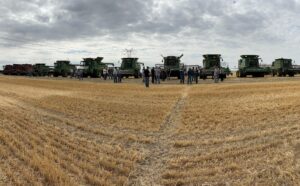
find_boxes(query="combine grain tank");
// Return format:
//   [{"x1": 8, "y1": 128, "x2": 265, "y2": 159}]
[
  {"x1": 53, "y1": 60, "x2": 74, "y2": 77},
  {"x1": 271, "y1": 58, "x2": 300, "y2": 77},
  {"x1": 33, "y1": 63, "x2": 51, "y2": 76},
  {"x1": 120, "y1": 58, "x2": 144, "y2": 78},
  {"x1": 236, "y1": 55, "x2": 269, "y2": 77},
  {"x1": 161, "y1": 54, "x2": 184, "y2": 80},
  {"x1": 200, "y1": 54, "x2": 227, "y2": 80}
]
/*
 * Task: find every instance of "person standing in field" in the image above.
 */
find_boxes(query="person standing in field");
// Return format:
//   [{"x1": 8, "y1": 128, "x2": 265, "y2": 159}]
[
  {"x1": 192, "y1": 67, "x2": 195, "y2": 82},
  {"x1": 102, "y1": 68, "x2": 108, "y2": 80},
  {"x1": 117, "y1": 68, "x2": 122, "y2": 83},
  {"x1": 180, "y1": 68, "x2": 185, "y2": 84},
  {"x1": 108, "y1": 68, "x2": 113, "y2": 79},
  {"x1": 142, "y1": 67, "x2": 145, "y2": 83},
  {"x1": 214, "y1": 66, "x2": 219, "y2": 83},
  {"x1": 77, "y1": 69, "x2": 83, "y2": 80},
  {"x1": 151, "y1": 67, "x2": 155, "y2": 84},
  {"x1": 194, "y1": 67, "x2": 199, "y2": 84},
  {"x1": 220, "y1": 68, "x2": 224, "y2": 82},
  {"x1": 155, "y1": 67, "x2": 161, "y2": 84},
  {"x1": 113, "y1": 67, "x2": 118, "y2": 83},
  {"x1": 187, "y1": 68, "x2": 193, "y2": 85},
  {"x1": 144, "y1": 66, "x2": 150, "y2": 88}
]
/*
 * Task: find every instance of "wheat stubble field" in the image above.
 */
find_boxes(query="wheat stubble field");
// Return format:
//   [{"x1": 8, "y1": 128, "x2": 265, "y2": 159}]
[{"x1": 0, "y1": 76, "x2": 299, "y2": 186}]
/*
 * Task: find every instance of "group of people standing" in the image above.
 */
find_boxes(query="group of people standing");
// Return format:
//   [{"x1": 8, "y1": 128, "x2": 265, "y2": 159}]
[
  {"x1": 142, "y1": 67, "x2": 162, "y2": 88},
  {"x1": 180, "y1": 67, "x2": 201, "y2": 84},
  {"x1": 112, "y1": 67, "x2": 122, "y2": 83},
  {"x1": 75, "y1": 66, "x2": 224, "y2": 87},
  {"x1": 180, "y1": 66, "x2": 223, "y2": 85},
  {"x1": 102, "y1": 68, "x2": 114, "y2": 80},
  {"x1": 143, "y1": 66, "x2": 224, "y2": 88}
]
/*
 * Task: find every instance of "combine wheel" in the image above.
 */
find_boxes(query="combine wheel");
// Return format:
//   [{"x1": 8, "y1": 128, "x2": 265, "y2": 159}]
[
  {"x1": 240, "y1": 72, "x2": 246, "y2": 78},
  {"x1": 254, "y1": 73, "x2": 264, "y2": 77}
]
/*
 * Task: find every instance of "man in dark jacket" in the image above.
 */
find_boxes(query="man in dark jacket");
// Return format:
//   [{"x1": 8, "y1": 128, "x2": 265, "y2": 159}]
[
  {"x1": 187, "y1": 68, "x2": 193, "y2": 85},
  {"x1": 180, "y1": 68, "x2": 185, "y2": 84},
  {"x1": 144, "y1": 67, "x2": 150, "y2": 88},
  {"x1": 151, "y1": 67, "x2": 155, "y2": 84}
]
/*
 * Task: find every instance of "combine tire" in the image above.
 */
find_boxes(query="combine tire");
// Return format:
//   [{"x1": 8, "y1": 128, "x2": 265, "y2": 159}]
[
  {"x1": 239, "y1": 72, "x2": 246, "y2": 78},
  {"x1": 289, "y1": 73, "x2": 295, "y2": 77}
]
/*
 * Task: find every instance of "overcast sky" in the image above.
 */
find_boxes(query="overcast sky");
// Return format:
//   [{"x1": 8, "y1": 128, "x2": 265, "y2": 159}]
[{"x1": 1, "y1": 0, "x2": 300, "y2": 69}]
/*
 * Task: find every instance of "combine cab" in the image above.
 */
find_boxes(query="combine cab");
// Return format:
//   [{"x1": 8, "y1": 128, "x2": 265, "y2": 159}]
[
  {"x1": 81, "y1": 57, "x2": 114, "y2": 78},
  {"x1": 120, "y1": 58, "x2": 144, "y2": 78},
  {"x1": 271, "y1": 58, "x2": 300, "y2": 77},
  {"x1": 32, "y1": 63, "x2": 51, "y2": 76},
  {"x1": 53, "y1": 60, "x2": 74, "y2": 77},
  {"x1": 236, "y1": 55, "x2": 269, "y2": 77},
  {"x1": 161, "y1": 54, "x2": 184, "y2": 80},
  {"x1": 200, "y1": 54, "x2": 227, "y2": 80}
]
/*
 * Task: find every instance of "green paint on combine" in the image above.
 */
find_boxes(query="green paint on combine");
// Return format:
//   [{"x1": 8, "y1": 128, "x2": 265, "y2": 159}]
[
  {"x1": 161, "y1": 54, "x2": 184, "y2": 79},
  {"x1": 271, "y1": 58, "x2": 300, "y2": 77},
  {"x1": 200, "y1": 54, "x2": 227, "y2": 80},
  {"x1": 81, "y1": 57, "x2": 109, "y2": 78},
  {"x1": 236, "y1": 55, "x2": 269, "y2": 77},
  {"x1": 33, "y1": 63, "x2": 51, "y2": 76},
  {"x1": 53, "y1": 60, "x2": 74, "y2": 77},
  {"x1": 120, "y1": 58, "x2": 144, "y2": 78}
]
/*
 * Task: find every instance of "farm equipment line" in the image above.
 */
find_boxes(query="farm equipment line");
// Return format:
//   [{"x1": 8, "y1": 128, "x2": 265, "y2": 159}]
[{"x1": 128, "y1": 86, "x2": 190, "y2": 186}]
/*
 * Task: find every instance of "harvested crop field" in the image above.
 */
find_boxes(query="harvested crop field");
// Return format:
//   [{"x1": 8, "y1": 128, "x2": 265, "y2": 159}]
[{"x1": 0, "y1": 76, "x2": 299, "y2": 185}]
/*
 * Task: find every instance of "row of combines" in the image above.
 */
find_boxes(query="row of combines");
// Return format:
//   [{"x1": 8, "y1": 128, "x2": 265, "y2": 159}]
[
  {"x1": 2, "y1": 58, "x2": 114, "y2": 77},
  {"x1": 2, "y1": 54, "x2": 300, "y2": 79},
  {"x1": 157, "y1": 54, "x2": 231, "y2": 80},
  {"x1": 236, "y1": 55, "x2": 300, "y2": 77},
  {"x1": 2, "y1": 57, "x2": 144, "y2": 78}
]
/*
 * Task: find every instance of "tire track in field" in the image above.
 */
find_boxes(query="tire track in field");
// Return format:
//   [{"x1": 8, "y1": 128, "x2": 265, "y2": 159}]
[{"x1": 128, "y1": 86, "x2": 190, "y2": 186}]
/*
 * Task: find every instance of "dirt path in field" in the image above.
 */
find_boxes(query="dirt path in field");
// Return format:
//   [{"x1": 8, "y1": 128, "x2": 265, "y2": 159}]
[{"x1": 128, "y1": 86, "x2": 190, "y2": 186}]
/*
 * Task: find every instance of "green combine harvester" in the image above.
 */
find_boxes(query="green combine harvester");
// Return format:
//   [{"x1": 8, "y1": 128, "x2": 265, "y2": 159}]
[
  {"x1": 200, "y1": 54, "x2": 228, "y2": 80},
  {"x1": 236, "y1": 55, "x2": 269, "y2": 77},
  {"x1": 81, "y1": 57, "x2": 114, "y2": 78},
  {"x1": 53, "y1": 60, "x2": 75, "y2": 77},
  {"x1": 119, "y1": 57, "x2": 144, "y2": 78},
  {"x1": 271, "y1": 58, "x2": 300, "y2": 77},
  {"x1": 32, "y1": 63, "x2": 51, "y2": 76},
  {"x1": 161, "y1": 54, "x2": 184, "y2": 80}
]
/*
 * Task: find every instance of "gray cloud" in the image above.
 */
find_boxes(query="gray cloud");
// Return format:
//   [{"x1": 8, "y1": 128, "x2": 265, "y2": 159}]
[{"x1": 1, "y1": 0, "x2": 300, "y2": 68}]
